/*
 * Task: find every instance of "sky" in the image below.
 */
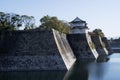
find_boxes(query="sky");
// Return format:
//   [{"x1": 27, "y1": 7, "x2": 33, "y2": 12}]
[{"x1": 0, "y1": 0, "x2": 120, "y2": 38}]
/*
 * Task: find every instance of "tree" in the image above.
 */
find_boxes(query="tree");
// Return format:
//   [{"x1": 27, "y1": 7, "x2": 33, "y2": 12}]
[
  {"x1": 0, "y1": 12, "x2": 23, "y2": 30},
  {"x1": 21, "y1": 15, "x2": 36, "y2": 30},
  {"x1": 0, "y1": 12, "x2": 36, "y2": 30},
  {"x1": 0, "y1": 12, "x2": 13, "y2": 30},
  {"x1": 40, "y1": 15, "x2": 50, "y2": 24},
  {"x1": 10, "y1": 13, "x2": 22, "y2": 30},
  {"x1": 93, "y1": 28, "x2": 105, "y2": 37},
  {"x1": 39, "y1": 15, "x2": 71, "y2": 34}
]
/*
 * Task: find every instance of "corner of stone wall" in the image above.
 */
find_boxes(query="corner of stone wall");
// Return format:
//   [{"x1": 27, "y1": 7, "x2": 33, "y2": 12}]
[
  {"x1": 52, "y1": 29, "x2": 76, "y2": 70},
  {"x1": 67, "y1": 33, "x2": 98, "y2": 61},
  {"x1": 86, "y1": 33, "x2": 99, "y2": 59}
]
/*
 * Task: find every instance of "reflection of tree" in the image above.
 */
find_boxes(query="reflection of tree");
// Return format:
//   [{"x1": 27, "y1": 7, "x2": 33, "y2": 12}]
[{"x1": 63, "y1": 61, "x2": 89, "y2": 80}]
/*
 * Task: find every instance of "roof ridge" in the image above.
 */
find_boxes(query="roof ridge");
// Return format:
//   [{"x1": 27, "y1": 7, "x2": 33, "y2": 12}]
[{"x1": 71, "y1": 17, "x2": 84, "y2": 22}]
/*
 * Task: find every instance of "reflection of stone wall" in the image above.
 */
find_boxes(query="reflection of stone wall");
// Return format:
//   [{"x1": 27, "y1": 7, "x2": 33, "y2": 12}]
[
  {"x1": 67, "y1": 34, "x2": 95, "y2": 60},
  {"x1": 0, "y1": 29, "x2": 67, "y2": 71},
  {"x1": 0, "y1": 71, "x2": 66, "y2": 80}
]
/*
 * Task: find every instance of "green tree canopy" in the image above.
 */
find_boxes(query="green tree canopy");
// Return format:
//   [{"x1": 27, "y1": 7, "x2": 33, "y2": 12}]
[
  {"x1": 21, "y1": 15, "x2": 36, "y2": 30},
  {"x1": 93, "y1": 28, "x2": 105, "y2": 37},
  {"x1": 39, "y1": 15, "x2": 71, "y2": 34},
  {"x1": 0, "y1": 11, "x2": 36, "y2": 30}
]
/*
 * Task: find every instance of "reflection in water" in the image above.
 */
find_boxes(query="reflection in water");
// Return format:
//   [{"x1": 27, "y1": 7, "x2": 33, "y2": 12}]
[
  {"x1": 88, "y1": 61, "x2": 109, "y2": 80},
  {"x1": 0, "y1": 71, "x2": 66, "y2": 80},
  {"x1": 64, "y1": 58, "x2": 109, "y2": 80},
  {"x1": 63, "y1": 61, "x2": 89, "y2": 80},
  {"x1": 2, "y1": 53, "x2": 120, "y2": 80}
]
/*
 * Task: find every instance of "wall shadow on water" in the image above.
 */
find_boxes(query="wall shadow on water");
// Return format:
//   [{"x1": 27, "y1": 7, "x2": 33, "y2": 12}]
[
  {"x1": 0, "y1": 71, "x2": 66, "y2": 80},
  {"x1": 63, "y1": 58, "x2": 110, "y2": 80},
  {"x1": 63, "y1": 61, "x2": 90, "y2": 80}
]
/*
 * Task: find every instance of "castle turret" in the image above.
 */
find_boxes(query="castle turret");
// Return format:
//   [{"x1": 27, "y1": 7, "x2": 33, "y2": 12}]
[
  {"x1": 67, "y1": 17, "x2": 99, "y2": 60},
  {"x1": 70, "y1": 17, "x2": 88, "y2": 34}
]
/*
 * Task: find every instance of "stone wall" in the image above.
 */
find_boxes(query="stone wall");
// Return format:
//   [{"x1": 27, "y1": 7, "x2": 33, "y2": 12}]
[
  {"x1": 0, "y1": 29, "x2": 67, "y2": 71},
  {"x1": 0, "y1": 55, "x2": 66, "y2": 71},
  {"x1": 0, "y1": 29, "x2": 59, "y2": 55},
  {"x1": 101, "y1": 37, "x2": 113, "y2": 54},
  {"x1": 67, "y1": 34, "x2": 97, "y2": 60},
  {"x1": 91, "y1": 35, "x2": 107, "y2": 58},
  {"x1": 53, "y1": 30, "x2": 76, "y2": 69},
  {"x1": 0, "y1": 29, "x2": 112, "y2": 71}
]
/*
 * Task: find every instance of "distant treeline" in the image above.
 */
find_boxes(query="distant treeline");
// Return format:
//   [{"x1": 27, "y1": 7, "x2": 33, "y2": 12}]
[{"x1": 109, "y1": 37, "x2": 120, "y2": 43}]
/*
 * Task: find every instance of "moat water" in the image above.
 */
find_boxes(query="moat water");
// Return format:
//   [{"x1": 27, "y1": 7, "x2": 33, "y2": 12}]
[{"x1": 0, "y1": 53, "x2": 120, "y2": 80}]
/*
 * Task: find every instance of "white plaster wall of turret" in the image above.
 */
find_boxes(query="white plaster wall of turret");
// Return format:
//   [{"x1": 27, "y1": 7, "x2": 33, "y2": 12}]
[
  {"x1": 71, "y1": 23, "x2": 86, "y2": 27},
  {"x1": 71, "y1": 28, "x2": 87, "y2": 34}
]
